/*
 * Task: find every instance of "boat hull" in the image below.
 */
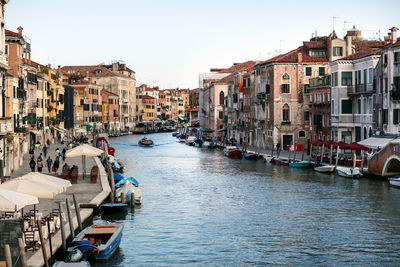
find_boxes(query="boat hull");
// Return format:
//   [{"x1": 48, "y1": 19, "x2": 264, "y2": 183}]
[
  {"x1": 289, "y1": 161, "x2": 312, "y2": 168},
  {"x1": 389, "y1": 178, "x2": 400, "y2": 188},
  {"x1": 336, "y1": 167, "x2": 362, "y2": 178},
  {"x1": 274, "y1": 158, "x2": 289, "y2": 166},
  {"x1": 314, "y1": 165, "x2": 335, "y2": 173},
  {"x1": 138, "y1": 139, "x2": 153, "y2": 147},
  {"x1": 244, "y1": 153, "x2": 258, "y2": 160},
  {"x1": 101, "y1": 203, "x2": 128, "y2": 213}
]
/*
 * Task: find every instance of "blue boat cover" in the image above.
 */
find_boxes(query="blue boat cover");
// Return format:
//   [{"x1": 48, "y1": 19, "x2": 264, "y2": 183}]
[
  {"x1": 114, "y1": 173, "x2": 124, "y2": 182},
  {"x1": 101, "y1": 203, "x2": 128, "y2": 208},
  {"x1": 115, "y1": 177, "x2": 139, "y2": 187}
]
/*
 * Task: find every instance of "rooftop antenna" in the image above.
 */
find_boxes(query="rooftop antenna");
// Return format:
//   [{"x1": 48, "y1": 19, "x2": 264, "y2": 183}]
[
  {"x1": 314, "y1": 28, "x2": 318, "y2": 41},
  {"x1": 332, "y1": 16, "x2": 339, "y2": 32},
  {"x1": 342, "y1": 21, "x2": 351, "y2": 37}
]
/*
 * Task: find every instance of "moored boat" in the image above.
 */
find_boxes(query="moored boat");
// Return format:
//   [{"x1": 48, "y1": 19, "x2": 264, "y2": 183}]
[
  {"x1": 115, "y1": 180, "x2": 143, "y2": 205},
  {"x1": 314, "y1": 165, "x2": 335, "y2": 173},
  {"x1": 100, "y1": 203, "x2": 128, "y2": 213},
  {"x1": 223, "y1": 146, "x2": 242, "y2": 158},
  {"x1": 178, "y1": 134, "x2": 187, "y2": 142},
  {"x1": 244, "y1": 153, "x2": 258, "y2": 160},
  {"x1": 172, "y1": 132, "x2": 178, "y2": 137},
  {"x1": 274, "y1": 158, "x2": 289, "y2": 166},
  {"x1": 336, "y1": 167, "x2": 362, "y2": 178},
  {"x1": 185, "y1": 136, "x2": 196, "y2": 146},
  {"x1": 389, "y1": 176, "x2": 400, "y2": 187},
  {"x1": 68, "y1": 223, "x2": 123, "y2": 262},
  {"x1": 138, "y1": 137, "x2": 154, "y2": 147},
  {"x1": 289, "y1": 161, "x2": 313, "y2": 168}
]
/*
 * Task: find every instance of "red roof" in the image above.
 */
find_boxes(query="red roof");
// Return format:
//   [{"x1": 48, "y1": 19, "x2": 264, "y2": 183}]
[
  {"x1": 60, "y1": 65, "x2": 132, "y2": 79},
  {"x1": 5, "y1": 29, "x2": 19, "y2": 37},
  {"x1": 216, "y1": 74, "x2": 234, "y2": 84},
  {"x1": 353, "y1": 41, "x2": 385, "y2": 51},
  {"x1": 337, "y1": 49, "x2": 381, "y2": 61},
  {"x1": 218, "y1": 61, "x2": 257, "y2": 73}
]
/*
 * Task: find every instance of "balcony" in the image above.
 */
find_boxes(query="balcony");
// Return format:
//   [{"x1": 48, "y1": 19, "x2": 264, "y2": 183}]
[
  {"x1": 281, "y1": 120, "x2": 291, "y2": 125},
  {"x1": 123, "y1": 98, "x2": 129, "y2": 103},
  {"x1": 0, "y1": 117, "x2": 12, "y2": 134}
]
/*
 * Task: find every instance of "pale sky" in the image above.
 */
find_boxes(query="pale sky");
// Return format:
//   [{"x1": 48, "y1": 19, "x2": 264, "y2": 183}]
[{"x1": 6, "y1": 0, "x2": 400, "y2": 89}]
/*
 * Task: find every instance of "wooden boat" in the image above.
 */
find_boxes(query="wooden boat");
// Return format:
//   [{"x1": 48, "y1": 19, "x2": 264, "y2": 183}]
[
  {"x1": 185, "y1": 136, "x2": 196, "y2": 146},
  {"x1": 389, "y1": 176, "x2": 400, "y2": 187},
  {"x1": 203, "y1": 141, "x2": 216, "y2": 149},
  {"x1": 223, "y1": 146, "x2": 242, "y2": 158},
  {"x1": 115, "y1": 181, "x2": 143, "y2": 205},
  {"x1": 244, "y1": 153, "x2": 258, "y2": 160},
  {"x1": 289, "y1": 161, "x2": 312, "y2": 168},
  {"x1": 336, "y1": 167, "x2": 362, "y2": 178},
  {"x1": 68, "y1": 224, "x2": 123, "y2": 262},
  {"x1": 274, "y1": 158, "x2": 289, "y2": 166},
  {"x1": 115, "y1": 176, "x2": 139, "y2": 187},
  {"x1": 264, "y1": 156, "x2": 274, "y2": 163},
  {"x1": 138, "y1": 138, "x2": 153, "y2": 147},
  {"x1": 100, "y1": 203, "x2": 128, "y2": 213},
  {"x1": 314, "y1": 165, "x2": 335, "y2": 173},
  {"x1": 53, "y1": 261, "x2": 90, "y2": 266}
]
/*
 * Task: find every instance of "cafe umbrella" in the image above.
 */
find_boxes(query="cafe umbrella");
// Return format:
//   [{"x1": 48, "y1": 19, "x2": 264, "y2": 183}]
[
  {"x1": 0, "y1": 188, "x2": 39, "y2": 212},
  {"x1": 65, "y1": 144, "x2": 104, "y2": 179}
]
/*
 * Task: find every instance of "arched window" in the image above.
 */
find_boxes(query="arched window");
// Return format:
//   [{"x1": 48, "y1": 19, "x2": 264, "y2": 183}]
[
  {"x1": 369, "y1": 127, "x2": 373, "y2": 138},
  {"x1": 281, "y1": 73, "x2": 290, "y2": 94},
  {"x1": 299, "y1": 131, "x2": 306, "y2": 138},
  {"x1": 282, "y1": 104, "x2": 290, "y2": 121},
  {"x1": 363, "y1": 127, "x2": 367, "y2": 140},
  {"x1": 219, "y1": 91, "x2": 225, "y2": 105}
]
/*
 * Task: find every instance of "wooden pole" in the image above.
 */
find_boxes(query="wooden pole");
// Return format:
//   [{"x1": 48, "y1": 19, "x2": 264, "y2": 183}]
[
  {"x1": 18, "y1": 238, "x2": 27, "y2": 267},
  {"x1": 310, "y1": 144, "x2": 314, "y2": 163},
  {"x1": 360, "y1": 153, "x2": 365, "y2": 173},
  {"x1": 271, "y1": 145, "x2": 274, "y2": 158},
  {"x1": 130, "y1": 192, "x2": 135, "y2": 206},
  {"x1": 121, "y1": 192, "x2": 125, "y2": 204},
  {"x1": 277, "y1": 145, "x2": 281, "y2": 158},
  {"x1": 110, "y1": 191, "x2": 115, "y2": 203},
  {"x1": 46, "y1": 217, "x2": 53, "y2": 261},
  {"x1": 108, "y1": 162, "x2": 115, "y2": 194},
  {"x1": 353, "y1": 152, "x2": 357, "y2": 168},
  {"x1": 329, "y1": 145, "x2": 333, "y2": 165},
  {"x1": 301, "y1": 145, "x2": 305, "y2": 161},
  {"x1": 293, "y1": 145, "x2": 297, "y2": 162},
  {"x1": 320, "y1": 144, "x2": 325, "y2": 165},
  {"x1": 335, "y1": 148, "x2": 340, "y2": 168},
  {"x1": 58, "y1": 202, "x2": 66, "y2": 257},
  {"x1": 72, "y1": 193, "x2": 82, "y2": 232},
  {"x1": 37, "y1": 220, "x2": 49, "y2": 267},
  {"x1": 4, "y1": 244, "x2": 12, "y2": 267},
  {"x1": 65, "y1": 199, "x2": 74, "y2": 239}
]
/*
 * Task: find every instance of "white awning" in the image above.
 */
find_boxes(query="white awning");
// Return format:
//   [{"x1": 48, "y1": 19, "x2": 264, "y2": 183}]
[
  {"x1": 358, "y1": 137, "x2": 400, "y2": 149},
  {"x1": 30, "y1": 130, "x2": 42, "y2": 136}
]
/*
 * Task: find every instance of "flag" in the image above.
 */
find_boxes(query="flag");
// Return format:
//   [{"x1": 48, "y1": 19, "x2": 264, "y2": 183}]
[{"x1": 239, "y1": 74, "x2": 243, "y2": 93}]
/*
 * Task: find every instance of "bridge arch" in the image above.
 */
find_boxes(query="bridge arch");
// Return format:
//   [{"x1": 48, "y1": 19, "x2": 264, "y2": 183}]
[{"x1": 382, "y1": 155, "x2": 400, "y2": 176}]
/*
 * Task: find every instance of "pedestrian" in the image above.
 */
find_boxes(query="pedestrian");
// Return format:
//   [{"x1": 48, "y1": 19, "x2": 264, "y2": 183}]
[
  {"x1": 62, "y1": 162, "x2": 69, "y2": 171},
  {"x1": 37, "y1": 153, "x2": 43, "y2": 163},
  {"x1": 53, "y1": 157, "x2": 60, "y2": 175},
  {"x1": 29, "y1": 146, "x2": 34, "y2": 156},
  {"x1": 43, "y1": 145, "x2": 47, "y2": 158},
  {"x1": 55, "y1": 148, "x2": 60, "y2": 159},
  {"x1": 46, "y1": 157, "x2": 53, "y2": 173},
  {"x1": 37, "y1": 159, "x2": 43, "y2": 172},
  {"x1": 62, "y1": 148, "x2": 66, "y2": 162},
  {"x1": 29, "y1": 156, "x2": 36, "y2": 172},
  {"x1": 47, "y1": 139, "x2": 50, "y2": 148}
]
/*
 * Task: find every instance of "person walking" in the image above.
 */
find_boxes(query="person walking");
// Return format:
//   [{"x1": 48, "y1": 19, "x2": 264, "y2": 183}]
[
  {"x1": 37, "y1": 153, "x2": 43, "y2": 163},
  {"x1": 29, "y1": 156, "x2": 36, "y2": 172},
  {"x1": 53, "y1": 157, "x2": 60, "y2": 175},
  {"x1": 37, "y1": 159, "x2": 43, "y2": 173},
  {"x1": 62, "y1": 148, "x2": 66, "y2": 162},
  {"x1": 43, "y1": 145, "x2": 47, "y2": 158},
  {"x1": 46, "y1": 157, "x2": 53, "y2": 173},
  {"x1": 55, "y1": 148, "x2": 60, "y2": 160}
]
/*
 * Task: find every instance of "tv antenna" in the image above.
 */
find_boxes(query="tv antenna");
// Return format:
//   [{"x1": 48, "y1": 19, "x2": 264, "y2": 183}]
[
  {"x1": 342, "y1": 21, "x2": 351, "y2": 37},
  {"x1": 332, "y1": 16, "x2": 339, "y2": 32}
]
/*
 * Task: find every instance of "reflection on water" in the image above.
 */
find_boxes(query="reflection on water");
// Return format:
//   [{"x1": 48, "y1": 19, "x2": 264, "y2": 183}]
[{"x1": 105, "y1": 133, "x2": 400, "y2": 266}]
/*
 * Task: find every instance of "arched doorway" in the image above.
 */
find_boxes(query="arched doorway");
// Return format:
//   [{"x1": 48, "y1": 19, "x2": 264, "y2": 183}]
[
  {"x1": 369, "y1": 127, "x2": 372, "y2": 138},
  {"x1": 382, "y1": 156, "x2": 400, "y2": 176},
  {"x1": 363, "y1": 127, "x2": 367, "y2": 140}
]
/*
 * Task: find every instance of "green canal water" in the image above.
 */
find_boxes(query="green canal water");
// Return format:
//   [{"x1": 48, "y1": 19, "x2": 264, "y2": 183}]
[{"x1": 99, "y1": 132, "x2": 400, "y2": 266}]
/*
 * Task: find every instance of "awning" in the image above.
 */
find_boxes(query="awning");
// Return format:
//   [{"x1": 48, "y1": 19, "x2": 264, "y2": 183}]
[
  {"x1": 179, "y1": 117, "x2": 188, "y2": 121},
  {"x1": 358, "y1": 137, "x2": 399, "y2": 150},
  {"x1": 30, "y1": 130, "x2": 42, "y2": 136}
]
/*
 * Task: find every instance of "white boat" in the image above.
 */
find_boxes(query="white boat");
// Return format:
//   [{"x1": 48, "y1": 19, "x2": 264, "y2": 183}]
[
  {"x1": 185, "y1": 136, "x2": 196, "y2": 146},
  {"x1": 336, "y1": 167, "x2": 362, "y2": 178},
  {"x1": 223, "y1": 146, "x2": 242, "y2": 157},
  {"x1": 389, "y1": 176, "x2": 400, "y2": 188},
  {"x1": 115, "y1": 181, "x2": 143, "y2": 205},
  {"x1": 314, "y1": 165, "x2": 335, "y2": 173},
  {"x1": 263, "y1": 156, "x2": 274, "y2": 163}
]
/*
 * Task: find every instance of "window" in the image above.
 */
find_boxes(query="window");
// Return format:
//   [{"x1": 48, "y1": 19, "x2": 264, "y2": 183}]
[
  {"x1": 369, "y1": 68, "x2": 373, "y2": 84},
  {"x1": 265, "y1": 84, "x2": 270, "y2": 94},
  {"x1": 233, "y1": 93, "x2": 238, "y2": 103},
  {"x1": 332, "y1": 99, "x2": 335, "y2": 114},
  {"x1": 333, "y1": 47, "x2": 343, "y2": 56},
  {"x1": 319, "y1": 67, "x2": 325, "y2": 76},
  {"x1": 310, "y1": 50, "x2": 326, "y2": 57},
  {"x1": 384, "y1": 54, "x2": 388, "y2": 64},
  {"x1": 303, "y1": 111, "x2": 309, "y2": 121},
  {"x1": 394, "y1": 109, "x2": 400, "y2": 124},
  {"x1": 357, "y1": 99, "x2": 361, "y2": 114},
  {"x1": 383, "y1": 109, "x2": 388, "y2": 124},
  {"x1": 299, "y1": 131, "x2": 306, "y2": 138},
  {"x1": 341, "y1": 72, "x2": 352, "y2": 85},
  {"x1": 363, "y1": 98, "x2": 367, "y2": 114},
  {"x1": 305, "y1": 67, "x2": 312, "y2": 76},
  {"x1": 218, "y1": 111, "x2": 223, "y2": 120},
  {"x1": 341, "y1": 99, "x2": 352, "y2": 114},
  {"x1": 5, "y1": 44, "x2": 8, "y2": 55},
  {"x1": 395, "y1": 52, "x2": 400, "y2": 63},
  {"x1": 282, "y1": 104, "x2": 290, "y2": 121},
  {"x1": 332, "y1": 72, "x2": 338, "y2": 86},
  {"x1": 219, "y1": 91, "x2": 224, "y2": 105},
  {"x1": 363, "y1": 69, "x2": 367, "y2": 85},
  {"x1": 281, "y1": 84, "x2": 290, "y2": 94},
  {"x1": 369, "y1": 98, "x2": 373, "y2": 114}
]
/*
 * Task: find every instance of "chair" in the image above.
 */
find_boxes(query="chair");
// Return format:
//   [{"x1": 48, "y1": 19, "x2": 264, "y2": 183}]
[
  {"x1": 71, "y1": 166, "x2": 78, "y2": 184},
  {"x1": 90, "y1": 166, "x2": 99, "y2": 183},
  {"x1": 61, "y1": 169, "x2": 69, "y2": 180},
  {"x1": 23, "y1": 231, "x2": 40, "y2": 251}
]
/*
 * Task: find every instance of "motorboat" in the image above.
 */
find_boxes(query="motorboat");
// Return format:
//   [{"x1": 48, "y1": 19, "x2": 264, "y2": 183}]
[
  {"x1": 115, "y1": 176, "x2": 139, "y2": 187},
  {"x1": 314, "y1": 165, "x2": 335, "y2": 173},
  {"x1": 223, "y1": 146, "x2": 242, "y2": 158},
  {"x1": 389, "y1": 176, "x2": 400, "y2": 188},
  {"x1": 115, "y1": 180, "x2": 143, "y2": 205},
  {"x1": 243, "y1": 153, "x2": 258, "y2": 160},
  {"x1": 100, "y1": 203, "x2": 128, "y2": 213},
  {"x1": 336, "y1": 167, "x2": 362, "y2": 178},
  {"x1": 68, "y1": 223, "x2": 123, "y2": 262},
  {"x1": 273, "y1": 158, "x2": 289, "y2": 166},
  {"x1": 203, "y1": 141, "x2": 216, "y2": 149},
  {"x1": 194, "y1": 139, "x2": 203, "y2": 147},
  {"x1": 178, "y1": 134, "x2": 187, "y2": 142},
  {"x1": 289, "y1": 161, "x2": 313, "y2": 168},
  {"x1": 172, "y1": 132, "x2": 178, "y2": 137},
  {"x1": 138, "y1": 137, "x2": 154, "y2": 147},
  {"x1": 185, "y1": 136, "x2": 196, "y2": 146},
  {"x1": 264, "y1": 156, "x2": 274, "y2": 163}
]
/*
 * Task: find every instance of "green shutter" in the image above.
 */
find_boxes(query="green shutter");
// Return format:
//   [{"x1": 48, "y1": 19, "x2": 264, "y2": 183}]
[{"x1": 341, "y1": 99, "x2": 352, "y2": 114}]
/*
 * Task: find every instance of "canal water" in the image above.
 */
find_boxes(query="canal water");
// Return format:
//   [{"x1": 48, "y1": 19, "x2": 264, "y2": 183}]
[{"x1": 103, "y1": 132, "x2": 400, "y2": 266}]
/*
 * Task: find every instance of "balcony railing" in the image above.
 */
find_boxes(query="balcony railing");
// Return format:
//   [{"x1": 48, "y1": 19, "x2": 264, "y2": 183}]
[{"x1": 0, "y1": 117, "x2": 12, "y2": 134}]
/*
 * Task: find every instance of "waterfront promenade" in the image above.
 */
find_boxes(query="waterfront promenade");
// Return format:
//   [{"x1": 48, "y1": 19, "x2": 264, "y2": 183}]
[{"x1": 5, "y1": 141, "x2": 109, "y2": 266}]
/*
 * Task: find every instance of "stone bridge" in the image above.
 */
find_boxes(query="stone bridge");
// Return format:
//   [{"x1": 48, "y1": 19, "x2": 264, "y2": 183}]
[{"x1": 368, "y1": 141, "x2": 400, "y2": 177}]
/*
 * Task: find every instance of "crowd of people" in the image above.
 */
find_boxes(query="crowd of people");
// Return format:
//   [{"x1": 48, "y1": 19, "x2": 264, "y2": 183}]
[{"x1": 29, "y1": 139, "x2": 67, "y2": 175}]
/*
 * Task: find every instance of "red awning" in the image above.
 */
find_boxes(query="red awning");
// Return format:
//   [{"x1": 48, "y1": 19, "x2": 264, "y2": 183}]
[{"x1": 348, "y1": 142, "x2": 369, "y2": 151}]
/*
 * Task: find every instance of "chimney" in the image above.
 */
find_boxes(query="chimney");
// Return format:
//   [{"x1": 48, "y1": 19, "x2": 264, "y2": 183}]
[
  {"x1": 297, "y1": 53, "x2": 303, "y2": 63},
  {"x1": 17, "y1": 26, "x2": 23, "y2": 37},
  {"x1": 345, "y1": 35, "x2": 352, "y2": 56},
  {"x1": 390, "y1": 27, "x2": 399, "y2": 44}
]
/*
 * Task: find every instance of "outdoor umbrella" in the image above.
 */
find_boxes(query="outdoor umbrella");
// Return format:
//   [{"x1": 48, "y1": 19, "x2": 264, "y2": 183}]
[
  {"x1": 19, "y1": 172, "x2": 72, "y2": 192},
  {"x1": 348, "y1": 142, "x2": 369, "y2": 151},
  {"x1": 0, "y1": 177, "x2": 61, "y2": 198},
  {"x1": 65, "y1": 144, "x2": 104, "y2": 179},
  {"x1": 0, "y1": 188, "x2": 39, "y2": 212}
]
